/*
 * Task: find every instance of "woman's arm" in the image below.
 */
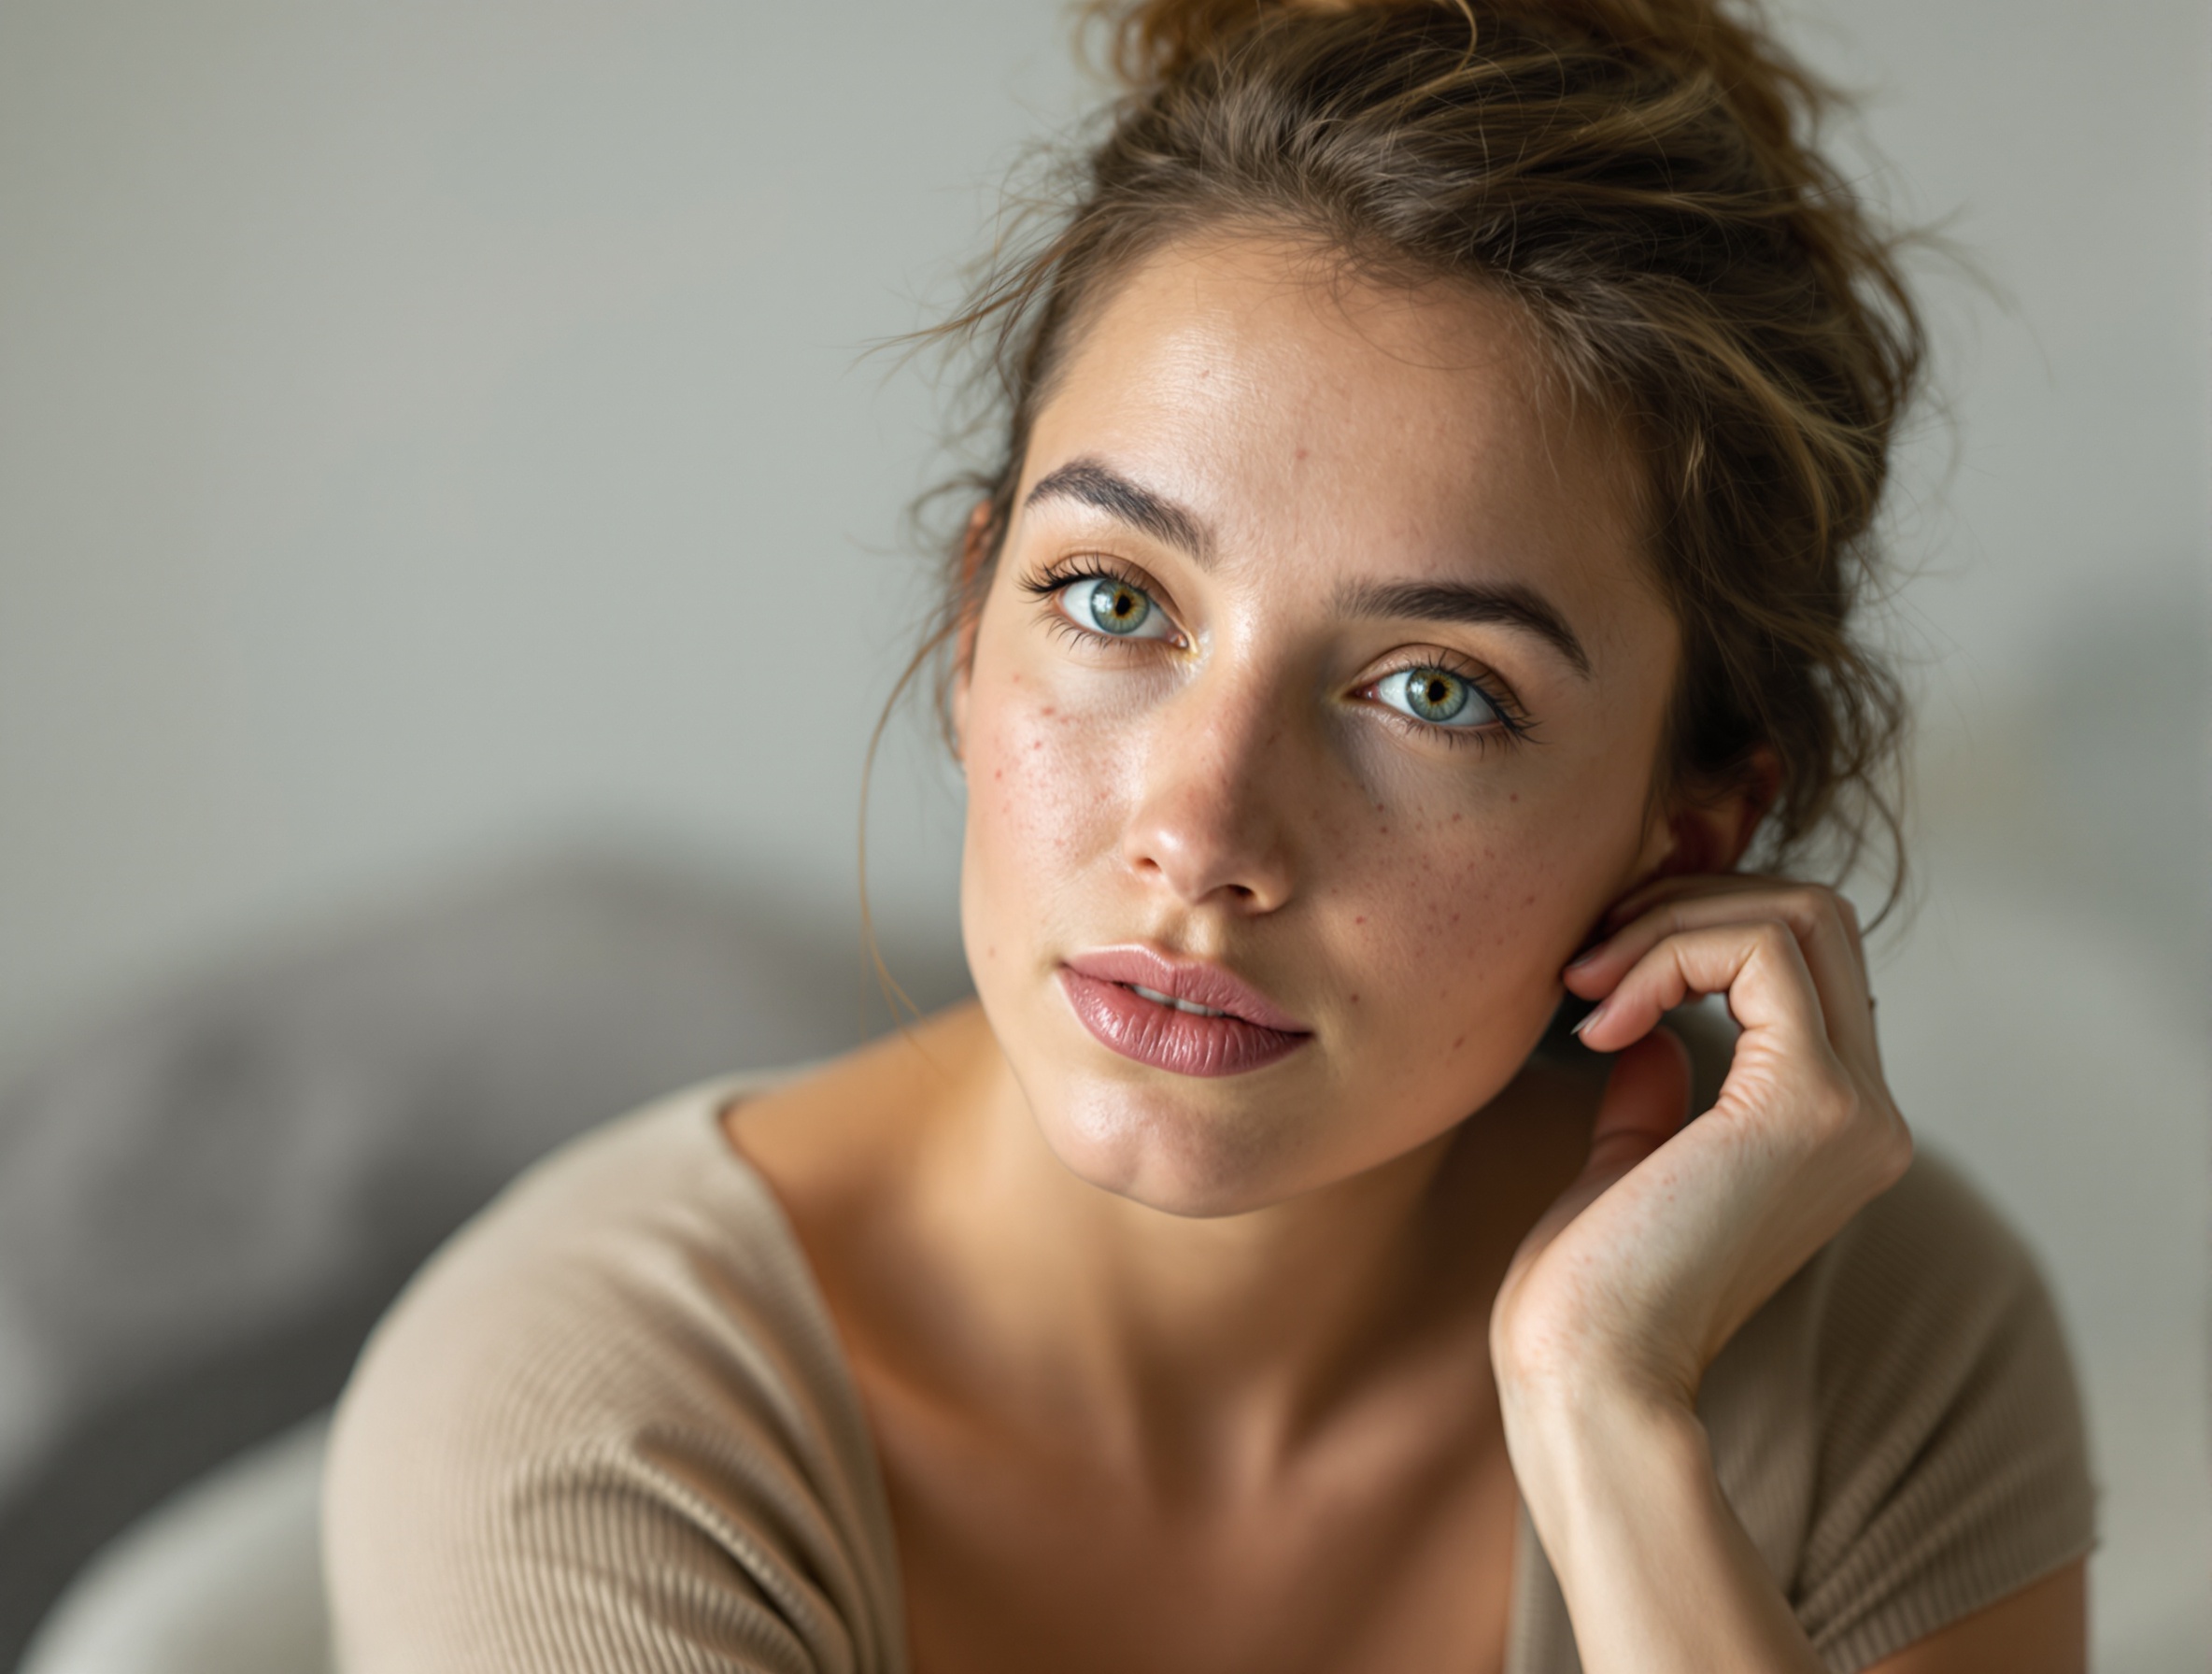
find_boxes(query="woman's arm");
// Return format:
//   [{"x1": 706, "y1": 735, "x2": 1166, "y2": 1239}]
[
  {"x1": 1506, "y1": 1380, "x2": 1822, "y2": 1673},
  {"x1": 1490, "y1": 877, "x2": 2088, "y2": 1674},
  {"x1": 1867, "y1": 1561, "x2": 2085, "y2": 1673},
  {"x1": 1506, "y1": 1383, "x2": 2087, "y2": 1673}
]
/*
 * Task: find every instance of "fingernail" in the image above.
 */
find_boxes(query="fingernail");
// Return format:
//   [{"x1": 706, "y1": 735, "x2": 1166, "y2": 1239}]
[
  {"x1": 1565, "y1": 945, "x2": 1602, "y2": 971},
  {"x1": 1569, "y1": 1004, "x2": 1603, "y2": 1038}
]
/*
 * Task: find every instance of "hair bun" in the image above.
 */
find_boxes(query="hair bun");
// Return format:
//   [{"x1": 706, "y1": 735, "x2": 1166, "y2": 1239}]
[
  {"x1": 1087, "y1": 0, "x2": 1363, "y2": 91},
  {"x1": 1088, "y1": 0, "x2": 1820, "y2": 165}
]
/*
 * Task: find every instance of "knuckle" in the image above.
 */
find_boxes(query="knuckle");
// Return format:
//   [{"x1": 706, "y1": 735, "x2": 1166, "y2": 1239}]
[
  {"x1": 1785, "y1": 885, "x2": 1837, "y2": 931},
  {"x1": 1808, "y1": 1078, "x2": 1862, "y2": 1141},
  {"x1": 1750, "y1": 918, "x2": 1798, "y2": 960},
  {"x1": 1821, "y1": 1079, "x2": 1911, "y2": 1185},
  {"x1": 1872, "y1": 1103, "x2": 1914, "y2": 1178}
]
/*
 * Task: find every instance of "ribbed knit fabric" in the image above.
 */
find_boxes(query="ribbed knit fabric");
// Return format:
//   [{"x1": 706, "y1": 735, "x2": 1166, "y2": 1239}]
[{"x1": 323, "y1": 1071, "x2": 2095, "y2": 1674}]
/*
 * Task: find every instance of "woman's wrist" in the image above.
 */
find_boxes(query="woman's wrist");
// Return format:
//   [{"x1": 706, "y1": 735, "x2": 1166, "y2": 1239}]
[
  {"x1": 1497, "y1": 1367, "x2": 1707, "y2": 1557},
  {"x1": 1499, "y1": 1376, "x2": 1822, "y2": 1674}
]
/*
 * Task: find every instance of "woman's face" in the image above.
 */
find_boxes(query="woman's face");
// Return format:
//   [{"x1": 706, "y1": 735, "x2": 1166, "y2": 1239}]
[{"x1": 955, "y1": 234, "x2": 1685, "y2": 1217}]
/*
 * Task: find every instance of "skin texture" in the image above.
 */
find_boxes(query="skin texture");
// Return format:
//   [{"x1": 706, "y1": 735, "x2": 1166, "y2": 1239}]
[{"x1": 728, "y1": 234, "x2": 2086, "y2": 1673}]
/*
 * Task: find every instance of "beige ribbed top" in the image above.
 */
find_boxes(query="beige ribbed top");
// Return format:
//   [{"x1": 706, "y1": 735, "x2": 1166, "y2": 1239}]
[{"x1": 322, "y1": 1071, "x2": 2095, "y2": 1674}]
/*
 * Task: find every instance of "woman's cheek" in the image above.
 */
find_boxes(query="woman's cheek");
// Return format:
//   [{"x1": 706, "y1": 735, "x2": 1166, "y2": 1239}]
[
  {"x1": 962, "y1": 665, "x2": 1137, "y2": 953},
  {"x1": 1330, "y1": 798, "x2": 1606, "y2": 1044}
]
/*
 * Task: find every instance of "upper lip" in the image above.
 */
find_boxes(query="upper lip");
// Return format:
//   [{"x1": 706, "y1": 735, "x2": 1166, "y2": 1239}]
[{"x1": 1061, "y1": 946, "x2": 1311, "y2": 1034}]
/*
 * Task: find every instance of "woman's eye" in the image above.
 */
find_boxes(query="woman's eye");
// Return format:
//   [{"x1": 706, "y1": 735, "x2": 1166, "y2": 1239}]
[
  {"x1": 1372, "y1": 665, "x2": 1501, "y2": 730},
  {"x1": 1058, "y1": 575, "x2": 1172, "y2": 639}
]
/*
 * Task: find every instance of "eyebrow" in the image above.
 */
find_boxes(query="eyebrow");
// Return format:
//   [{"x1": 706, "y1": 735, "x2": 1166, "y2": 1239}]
[
  {"x1": 1023, "y1": 458, "x2": 1215, "y2": 566},
  {"x1": 1336, "y1": 578, "x2": 1593, "y2": 678}
]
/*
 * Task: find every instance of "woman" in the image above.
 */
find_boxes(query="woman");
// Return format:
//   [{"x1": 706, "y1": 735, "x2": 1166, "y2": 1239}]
[{"x1": 324, "y1": 1, "x2": 2095, "y2": 1668}]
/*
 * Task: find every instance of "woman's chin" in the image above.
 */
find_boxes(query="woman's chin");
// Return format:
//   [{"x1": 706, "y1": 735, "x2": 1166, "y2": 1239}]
[{"x1": 1030, "y1": 1078, "x2": 1349, "y2": 1219}]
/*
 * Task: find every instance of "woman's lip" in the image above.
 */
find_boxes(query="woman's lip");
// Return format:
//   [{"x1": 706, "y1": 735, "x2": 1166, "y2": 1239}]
[
  {"x1": 1057, "y1": 970, "x2": 1311, "y2": 1079},
  {"x1": 1060, "y1": 946, "x2": 1310, "y2": 1033}
]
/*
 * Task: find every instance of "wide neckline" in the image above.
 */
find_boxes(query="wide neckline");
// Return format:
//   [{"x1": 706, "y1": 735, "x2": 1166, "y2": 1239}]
[{"x1": 681, "y1": 1067, "x2": 1561, "y2": 1674}]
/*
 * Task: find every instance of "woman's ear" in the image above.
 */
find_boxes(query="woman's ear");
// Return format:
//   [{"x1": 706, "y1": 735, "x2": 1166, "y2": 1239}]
[
  {"x1": 1638, "y1": 745, "x2": 1783, "y2": 882},
  {"x1": 949, "y1": 499, "x2": 998, "y2": 762}
]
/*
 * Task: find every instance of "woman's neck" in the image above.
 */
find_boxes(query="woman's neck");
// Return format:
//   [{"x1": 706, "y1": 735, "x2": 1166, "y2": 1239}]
[{"x1": 898, "y1": 1005, "x2": 1596, "y2": 1488}]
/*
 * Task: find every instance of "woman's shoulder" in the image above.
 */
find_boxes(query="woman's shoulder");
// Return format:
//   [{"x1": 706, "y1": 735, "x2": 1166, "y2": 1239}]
[
  {"x1": 322, "y1": 1067, "x2": 905, "y2": 1673},
  {"x1": 1699, "y1": 1144, "x2": 2097, "y2": 1670},
  {"x1": 1729, "y1": 1144, "x2": 2085, "y2": 1448},
  {"x1": 332, "y1": 1067, "x2": 833, "y2": 1426}
]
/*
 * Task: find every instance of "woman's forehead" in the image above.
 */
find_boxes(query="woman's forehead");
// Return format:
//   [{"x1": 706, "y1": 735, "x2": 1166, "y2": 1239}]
[{"x1": 1022, "y1": 234, "x2": 1654, "y2": 619}]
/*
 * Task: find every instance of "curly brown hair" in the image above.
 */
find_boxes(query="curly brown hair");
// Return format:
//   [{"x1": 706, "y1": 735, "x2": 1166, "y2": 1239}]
[{"x1": 895, "y1": 0, "x2": 1922, "y2": 912}]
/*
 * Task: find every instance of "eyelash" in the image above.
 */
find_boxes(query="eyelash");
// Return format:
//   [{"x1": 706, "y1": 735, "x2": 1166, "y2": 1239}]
[
  {"x1": 1018, "y1": 560, "x2": 1534, "y2": 751},
  {"x1": 1020, "y1": 556, "x2": 1187, "y2": 651},
  {"x1": 1362, "y1": 652, "x2": 1532, "y2": 752}
]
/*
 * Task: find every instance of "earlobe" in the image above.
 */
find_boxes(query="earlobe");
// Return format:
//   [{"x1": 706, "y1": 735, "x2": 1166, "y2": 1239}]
[
  {"x1": 1723, "y1": 745, "x2": 1783, "y2": 869},
  {"x1": 1635, "y1": 745, "x2": 1783, "y2": 888}
]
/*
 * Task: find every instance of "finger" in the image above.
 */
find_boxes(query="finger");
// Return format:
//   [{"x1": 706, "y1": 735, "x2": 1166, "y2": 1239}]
[
  {"x1": 1568, "y1": 885, "x2": 1874, "y2": 1066},
  {"x1": 1520, "y1": 1029, "x2": 1694, "y2": 1261},
  {"x1": 1585, "y1": 1026, "x2": 1694, "y2": 1176},
  {"x1": 1576, "y1": 883, "x2": 1863, "y2": 1007},
  {"x1": 1833, "y1": 890, "x2": 1866, "y2": 970},
  {"x1": 1598, "y1": 872, "x2": 1871, "y2": 960},
  {"x1": 1573, "y1": 918, "x2": 1833, "y2": 1062},
  {"x1": 1599, "y1": 870, "x2": 1784, "y2": 932}
]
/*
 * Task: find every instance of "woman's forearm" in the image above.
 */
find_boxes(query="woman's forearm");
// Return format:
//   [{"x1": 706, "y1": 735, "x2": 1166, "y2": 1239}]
[{"x1": 1502, "y1": 1383, "x2": 1823, "y2": 1674}]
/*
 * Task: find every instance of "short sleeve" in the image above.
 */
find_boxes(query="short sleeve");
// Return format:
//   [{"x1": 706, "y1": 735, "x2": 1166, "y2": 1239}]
[
  {"x1": 320, "y1": 1094, "x2": 905, "y2": 1674},
  {"x1": 1785, "y1": 1152, "x2": 2097, "y2": 1670}
]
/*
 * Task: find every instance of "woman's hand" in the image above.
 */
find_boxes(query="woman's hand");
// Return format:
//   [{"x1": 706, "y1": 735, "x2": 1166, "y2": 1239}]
[
  {"x1": 1485, "y1": 874, "x2": 1914, "y2": 1674},
  {"x1": 1491, "y1": 873, "x2": 1912, "y2": 1416}
]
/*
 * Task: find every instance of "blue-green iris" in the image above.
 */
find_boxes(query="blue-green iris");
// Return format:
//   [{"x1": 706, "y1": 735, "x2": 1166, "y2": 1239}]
[
  {"x1": 1084, "y1": 577, "x2": 1153, "y2": 635},
  {"x1": 1377, "y1": 666, "x2": 1497, "y2": 728}
]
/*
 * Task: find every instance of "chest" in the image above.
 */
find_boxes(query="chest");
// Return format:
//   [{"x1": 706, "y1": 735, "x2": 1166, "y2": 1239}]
[{"x1": 864, "y1": 1380, "x2": 1526, "y2": 1674}]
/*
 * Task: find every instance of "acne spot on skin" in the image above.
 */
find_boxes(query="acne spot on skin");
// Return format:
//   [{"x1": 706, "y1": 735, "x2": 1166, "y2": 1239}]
[
  {"x1": 1451, "y1": 813, "x2": 1462, "y2": 823},
  {"x1": 1295, "y1": 447, "x2": 1308, "y2": 461},
  {"x1": 1452, "y1": 1035, "x2": 1466, "y2": 1051},
  {"x1": 1354, "y1": 915, "x2": 1367, "y2": 925},
  {"x1": 1042, "y1": 705, "x2": 1056, "y2": 717},
  {"x1": 1349, "y1": 993, "x2": 1360, "y2": 1004},
  {"x1": 1510, "y1": 793, "x2": 1519, "y2": 803}
]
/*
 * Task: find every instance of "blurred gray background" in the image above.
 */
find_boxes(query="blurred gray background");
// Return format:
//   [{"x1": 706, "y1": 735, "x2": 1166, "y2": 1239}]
[{"x1": 0, "y1": 0, "x2": 2205, "y2": 1668}]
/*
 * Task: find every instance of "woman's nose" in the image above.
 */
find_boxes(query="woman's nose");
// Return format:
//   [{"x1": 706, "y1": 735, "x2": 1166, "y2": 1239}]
[{"x1": 1119, "y1": 676, "x2": 1297, "y2": 913}]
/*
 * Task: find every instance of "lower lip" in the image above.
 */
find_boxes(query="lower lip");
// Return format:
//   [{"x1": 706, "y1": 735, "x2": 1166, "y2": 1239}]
[{"x1": 1057, "y1": 970, "x2": 1311, "y2": 1078}]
